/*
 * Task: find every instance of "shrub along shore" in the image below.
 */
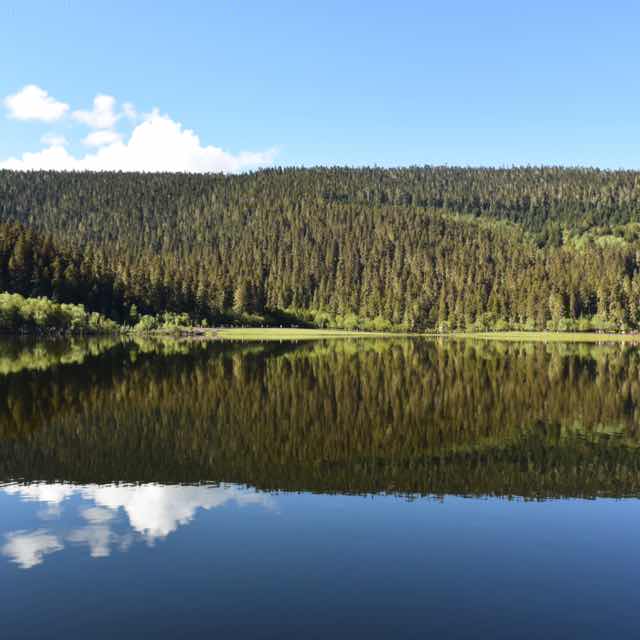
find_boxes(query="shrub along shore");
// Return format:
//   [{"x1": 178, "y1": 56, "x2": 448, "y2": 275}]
[
  {"x1": 0, "y1": 292, "x2": 210, "y2": 336},
  {"x1": 2, "y1": 292, "x2": 639, "y2": 343}
]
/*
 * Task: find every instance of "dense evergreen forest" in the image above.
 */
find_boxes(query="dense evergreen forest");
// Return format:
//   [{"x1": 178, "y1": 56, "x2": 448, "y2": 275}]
[
  {"x1": 3, "y1": 167, "x2": 640, "y2": 331},
  {"x1": 2, "y1": 338, "x2": 639, "y2": 497}
]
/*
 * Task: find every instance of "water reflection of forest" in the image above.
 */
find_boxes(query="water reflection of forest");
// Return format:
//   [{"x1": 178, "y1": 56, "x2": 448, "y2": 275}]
[{"x1": 1, "y1": 337, "x2": 639, "y2": 498}]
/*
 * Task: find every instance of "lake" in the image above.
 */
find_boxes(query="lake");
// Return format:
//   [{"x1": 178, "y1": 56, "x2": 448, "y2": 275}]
[{"x1": 1, "y1": 336, "x2": 639, "y2": 638}]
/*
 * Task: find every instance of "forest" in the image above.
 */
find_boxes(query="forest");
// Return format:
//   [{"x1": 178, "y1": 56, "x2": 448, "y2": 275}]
[{"x1": 2, "y1": 167, "x2": 640, "y2": 332}]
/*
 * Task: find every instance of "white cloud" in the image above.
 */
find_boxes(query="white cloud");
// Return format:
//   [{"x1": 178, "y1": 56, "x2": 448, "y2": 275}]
[
  {"x1": 1, "y1": 482, "x2": 275, "y2": 568},
  {"x1": 87, "y1": 483, "x2": 274, "y2": 541},
  {"x1": 1, "y1": 109, "x2": 277, "y2": 173},
  {"x1": 4, "y1": 85, "x2": 69, "y2": 122},
  {"x1": 72, "y1": 94, "x2": 118, "y2": 129},
  {"x1": 3, "y1": 482, "x2": 75, "y2": 504},
  {"x1": 3, "y1": 482, "x2": 275, "y2": 548},
  {"x1": 40, "y1": 132, "x2": 67, "y2": 147},
  {"x1": 2, "y1": 530, "x2": 63, "y2": 569},
  {"x1": 122, "y1": 102, "x2": 137, "y2": 120},
  {"x1": 0, "y1": 145, "x2": 78, "y2": 171},
  {"x1": 81, "y1": 507, "x2": 115, "y2": 524},
  {"x1": 83, "y1": 130, "x2": 122, "y2": 147},
  {"x1": 68, "y1": 525, "x2": 113, "y2": 558}
]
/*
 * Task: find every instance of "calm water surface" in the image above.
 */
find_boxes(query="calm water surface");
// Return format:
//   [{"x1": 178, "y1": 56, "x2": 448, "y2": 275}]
[{"x1": 1, "y1": 336, "x2": 639, "y2": 638}]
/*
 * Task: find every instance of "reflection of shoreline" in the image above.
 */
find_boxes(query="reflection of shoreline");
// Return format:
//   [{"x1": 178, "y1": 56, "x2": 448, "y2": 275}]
[
  {"x1": 0, "y1": 334, "x2": 300, "y2": 379},
  {"x1": 2, "y1": 338, "x2": 640, "y2": 498},
  {"x1": 1, "y1": 482, "x2": 275, "y2": 569}
]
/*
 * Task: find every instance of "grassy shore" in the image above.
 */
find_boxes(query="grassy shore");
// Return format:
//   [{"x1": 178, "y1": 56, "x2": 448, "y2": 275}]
[
  {"x1": 214, "y1": 327, "x2": 399, "y2": 340},
  {"x1": 449, "y1": 331, "x2": 640, "y2": 343},
  {"x1": 214, "y1": 327, "x2": 640, "y2": 343}
]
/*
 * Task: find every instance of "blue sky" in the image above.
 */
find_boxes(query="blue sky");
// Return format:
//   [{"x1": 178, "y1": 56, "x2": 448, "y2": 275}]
[{"x1": 1, "y1": 0, "x2": 639, "y2": 171}]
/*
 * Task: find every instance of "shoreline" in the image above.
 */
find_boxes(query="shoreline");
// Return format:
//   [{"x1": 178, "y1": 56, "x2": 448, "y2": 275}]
[
  {"x1": 4, "y1": 326, "x2": 640, "y2": 344},
  {"x1": 213, "y1": 327, "x2": 640, "y2": 343}
]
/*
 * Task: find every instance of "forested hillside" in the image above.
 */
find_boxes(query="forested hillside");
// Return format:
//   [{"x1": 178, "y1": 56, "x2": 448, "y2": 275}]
[{"x1": 2, "y1": 167, "x2": 640, "y2": 331}]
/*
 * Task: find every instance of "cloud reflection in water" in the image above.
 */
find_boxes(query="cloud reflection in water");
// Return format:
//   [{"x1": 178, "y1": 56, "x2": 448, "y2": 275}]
[{"x1": 1, "y1": 482, "x2": 275, "y2": 569}]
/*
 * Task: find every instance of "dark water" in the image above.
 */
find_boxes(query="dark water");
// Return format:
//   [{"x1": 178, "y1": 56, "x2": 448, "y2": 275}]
[{"x1": 1, "y1": 336, "x2": 639, "y2": 638}]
